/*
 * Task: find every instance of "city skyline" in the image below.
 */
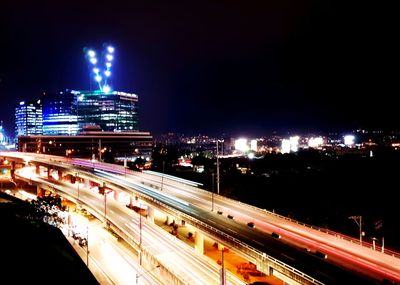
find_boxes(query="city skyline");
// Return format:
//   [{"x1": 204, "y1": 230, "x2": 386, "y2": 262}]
[{"x1": 1, "y1": 1, "x2": 397, "y2": 137}]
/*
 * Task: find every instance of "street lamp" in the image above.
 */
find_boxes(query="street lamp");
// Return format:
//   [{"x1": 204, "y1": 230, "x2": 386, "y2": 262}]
[
  {"x1": 216, "y1": 139, "x2": 224, "y2": 195},
  {"x1": 139, "y1": 207, "x2": 142, "y2": 265},
  {"x1": 211, "y1": 173, "x2": 214, "y2": 211},
  {"x1": 86, "y1": 225, "x2": 89, "y2": 266},
  {"x1": 349, "y1": 215, "x2": 364, "y2": 245},
  {"x1": 75, "y1": 173, "x2": 80, "y2": 201},
  {"x1": 136, "y1": 264, "x2": 160, "y2": 285},
  {"x1": 216, "y1": 140, "x2": 220, "y2": 195},
  {"x1": 160, "y1": 161, "x2": 165, "y2": 191}
]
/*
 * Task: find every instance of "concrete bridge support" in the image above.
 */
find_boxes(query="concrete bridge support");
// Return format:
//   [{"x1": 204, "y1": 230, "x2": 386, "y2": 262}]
[
  {"x1": 35, "y1": 165, "x2": 40, "y2": 175},
  {"x1": 113, "y1": 189, "x2": 120, "y2": 201},
  {"x1": 147, "y1": 206, "x2": 155, "y2": 223},
  {"x1": 47, "y1": 167, "x2": 52, "y2": 179},
  {"x1": 58, "y1": 170, "x2": 63, "y2": 181},
  {"x1": 194, "y1": 231, "x2": 204, "y2": 254}
]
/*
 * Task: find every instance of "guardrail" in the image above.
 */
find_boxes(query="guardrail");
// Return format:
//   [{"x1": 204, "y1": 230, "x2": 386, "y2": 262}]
[
  {"x1": 124, "y1": 182, "x2": 324, "y2": 285},
  {"x1": 156, "y1": 173, "x2": 400, "y2": 260}
]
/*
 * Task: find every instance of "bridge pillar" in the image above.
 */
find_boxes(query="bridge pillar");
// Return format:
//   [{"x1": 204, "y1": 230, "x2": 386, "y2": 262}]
[
  {"x1": 113, "y1": 189, "x2": 120, "y2": 201},
  {"x1": 36, "y1": 186, "x2": 43, "y2": 197},
  {"x1": 84, "y1": 178, "x2": 90, "y2": 188},
  {"x1": 57, "y1": 170, "x2": 63, "y2": 181},
  {"x1": 47, "y1": 167, "x2": 52, "y2": 179},
  {"x1": 147, "y1": 206, "x2": 154, "y2": 223},
  {"x1": 35, "y1": 165, "x2": 40, "y2": 175},
  {"x1": 194, "y1": 231, "x2": 204, "y2": 254}
]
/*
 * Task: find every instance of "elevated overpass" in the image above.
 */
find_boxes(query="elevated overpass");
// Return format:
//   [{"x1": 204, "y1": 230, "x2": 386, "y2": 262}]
[{"x1": 2, "y1": 151, "x2": 397, "y2": 284}]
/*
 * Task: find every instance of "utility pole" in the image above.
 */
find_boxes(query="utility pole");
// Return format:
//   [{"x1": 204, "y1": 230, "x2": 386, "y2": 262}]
[
  {"x1": 139, "y1": 210, "x2": 142, "y2": 265},
  {"x1": 211, "y1": 173, "x2": 214, "y2": 211},
  {"x1": 160, "y1": 161, "x2": 165, "y2": 191},
  {"x1": 76, "y1": 173, "x2": 80, "y2": 201},
  {"x1": 86, "y1": 225, "x2": 89, "y2": 267},
  {"x1": 349, "y1": 215, "x2": 363, "y2": 245},
  {"x1": 220, "y1": 247, "x2": 226, "y2": 285},
  {"x1": 216, "y1": 140, "x2": 220, "y2": 195},
  {"x1": 98, "y1": 139, "x2": 102, "y2": 161}
]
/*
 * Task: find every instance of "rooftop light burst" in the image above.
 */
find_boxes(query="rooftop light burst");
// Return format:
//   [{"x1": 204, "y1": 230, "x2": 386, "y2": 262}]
[{"x1": 84, "y1": 44, "x2": 115, "y2": 92}]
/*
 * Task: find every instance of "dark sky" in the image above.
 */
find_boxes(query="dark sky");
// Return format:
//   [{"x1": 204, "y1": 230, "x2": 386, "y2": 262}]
[{"x1": 0, "y1": 1, "x2": 398, "y2": 137}]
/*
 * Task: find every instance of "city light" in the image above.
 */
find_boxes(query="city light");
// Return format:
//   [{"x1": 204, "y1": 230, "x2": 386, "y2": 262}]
[
  {"x1": 104, "y1": 70, "x2": 111, "y2": 77},
  {"x1": 308, "y1": 137, "x2": 323, "y2": 148},
  {"x1": 235, "y1": 138, "x2": 249, "y2": 152},
  {"x1": 290, "y1": 136, "x2": 299, "y2": 152},
  {"x1": 344, "y1": 135, "x2": 355, "y2": 146},
  {"x1": 107, "y1": 46, "x2": 114, "y2": 53},
  {"x1": 281, "y1": 139, "x2": 291, "y2": 154}
]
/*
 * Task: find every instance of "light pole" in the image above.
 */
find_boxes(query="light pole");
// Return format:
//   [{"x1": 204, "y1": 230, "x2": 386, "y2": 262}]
[
  {"x1": 135, "y1": 264, "x2": 160, "y2": 285},
  {"x1": 139, "y1": 209, "x2": 142, "y2": 265},
  {"x1": 86, "y1": 225, "x2": 89, "y2": 266},
  {"x1": 220, "y1": 247, "x2": 226, "y2": 285},
  {"x1": 211, "y1": 173, "x2": 214, "y2": 211},
  {"x1": 75, "y1": 173, "x2": 80, "y2": 201},
  {"x1": 216, "y1": 140, "x2": 220, "y2": 195},
  {"x1": 160, "y1": 161, "x2": 165, "y2": 191},
  {"x1": 349, "y1": 215, "x2": 363, "y2": 245}
]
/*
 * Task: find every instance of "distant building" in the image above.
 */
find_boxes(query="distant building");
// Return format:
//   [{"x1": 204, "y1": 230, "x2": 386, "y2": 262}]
[
  {"x1": 15, "y1": 100, "x2": 43, "y2": 137},
  {"x1": 18, "y1": 128, "x2": 153, "y2": 161},
  {"x1": 76, "y1": 90, "x2": 139, "y2": 132},
  {"x1": 42, "y1": 90, "x2": 78, "y2": 136}
]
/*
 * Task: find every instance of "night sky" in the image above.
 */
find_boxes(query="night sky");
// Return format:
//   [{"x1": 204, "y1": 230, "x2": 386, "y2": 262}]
[{"x1": 1, "y1": 1, "x2": 398, "y2": 137}]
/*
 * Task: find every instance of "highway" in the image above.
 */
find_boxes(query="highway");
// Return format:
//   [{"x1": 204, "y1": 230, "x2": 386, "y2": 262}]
[
  {"x1": 3, "y1": 152, "x2": 399, "y2": 284},
  {"x1": 16, "y1": 166, "x2": 245, "y2": 285},
  {"x1": 93, "y1": 169, "x2": 380, "y2": 285},
  {"x1": 133, "y1": 170, "x2": 400, "y2": 283}
]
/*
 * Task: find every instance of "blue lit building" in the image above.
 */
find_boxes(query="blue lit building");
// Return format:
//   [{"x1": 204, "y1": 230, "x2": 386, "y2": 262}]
[
  {"x1": 42, "y1": 90, "x2": 79, "y2": 136},
  {"x1": 76, "y1": 90, "x2": 139, "y2": 132},
  {"x1": 15, "y1": 100, "x2": 43, "y2": 137}
]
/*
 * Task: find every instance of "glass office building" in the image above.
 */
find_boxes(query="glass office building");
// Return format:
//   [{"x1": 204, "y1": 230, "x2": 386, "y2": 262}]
[
  {"x1": 42, "y1": 90, "x2": 79, "y2": 136},
  {"x1": 15, "y1": 100, "x2": 43, "y2": 137},
  {"x1": 76, "y1": 90, "x2": 139, "y2": 132}
]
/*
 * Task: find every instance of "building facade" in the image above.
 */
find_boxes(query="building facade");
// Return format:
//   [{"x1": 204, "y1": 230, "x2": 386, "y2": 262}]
[
  {"x1": 76, "y1": 90, "x2": 139, "y2": 132},
  {"x1": 18, "y1": 130, "x2": 153, "y2": 161},
  {"x1": 42, "y1": 90, "x2": 79, "y2": 136},
  {"x1": 15, "y1": 100, "x2": 43, "y2": 137}
]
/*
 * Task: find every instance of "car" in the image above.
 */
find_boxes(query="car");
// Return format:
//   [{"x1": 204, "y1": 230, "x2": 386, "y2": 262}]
[
  {"x1": 271, "y1": 232, "x2": 281, "y2": 239},
  {"x1": 247, "y1": 222, "x2": 255, "y2": 228},
  {"x1": 227, "y1": 214, "x2": 234, "y2": 219},
  {"x1": 217, "y1": 211, "x2": 223, "y2": 215},
  {"x1": 315, "y1": 251, "x2": 328, "y2": 259}
]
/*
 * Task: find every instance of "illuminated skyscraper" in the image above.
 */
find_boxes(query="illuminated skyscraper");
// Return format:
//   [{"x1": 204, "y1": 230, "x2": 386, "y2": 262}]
[
  {"x1": 42, "y1": 90, "x2": 78, "y2": 136},
  {"x1": 15, "y1": 100, "x2": 43, "y2": 137},
  {"x1": 76, "y1": 90, "x2": 139, "y2": 132}
]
